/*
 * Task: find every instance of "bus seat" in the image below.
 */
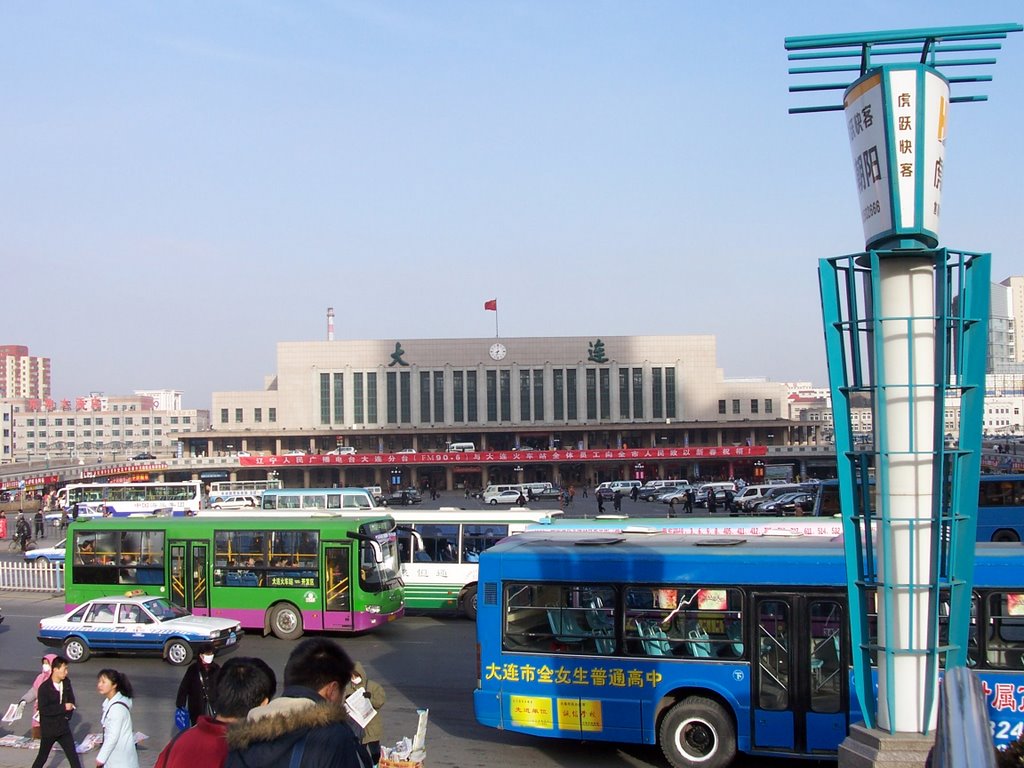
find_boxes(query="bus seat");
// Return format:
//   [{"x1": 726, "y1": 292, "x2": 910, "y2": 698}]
[
  {"x1": 547, "y1": 608, "x2": 587, "y2": 644},
  {"x1": 637, "y1": 620, "x2": 672, "y2": 656},
  {"x1": 727, "y1": 622, "x2": 744, "y2": 656},
  {"x1": 688, "y1": 626, "x2": 712, "y2": 658},
  {"x1": 587, "y1": 596, "x2": 613, "y2": 631},
  {"x1": 593, "y1": 628, "x2": 615, "y2": 655}
]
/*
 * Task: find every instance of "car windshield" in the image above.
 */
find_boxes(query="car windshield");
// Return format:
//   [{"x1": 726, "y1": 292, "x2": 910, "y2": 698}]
[{"x1": 142, "y1": 598, "x2": 191, "y2": 622}]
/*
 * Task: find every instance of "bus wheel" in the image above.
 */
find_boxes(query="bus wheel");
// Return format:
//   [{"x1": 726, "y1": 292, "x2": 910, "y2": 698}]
[
  {"x1": 462, "y1": 585, "x2": 478, "y2": 620},
  {"x1": 659, "y1": 697, "x2": 736, "y2": 768},
  {"x1": 270, "y1": 603, "x2": 304, "y2": 640},
  {"x1": 165, "y1": 639, "x2": 194, "y2": 666},
  {"x1": 993, "y1": 529, "x2": 1020, "y2": 543},
  {"x1": 62, "y1": 636, "x2": 90, "y2": 663}
]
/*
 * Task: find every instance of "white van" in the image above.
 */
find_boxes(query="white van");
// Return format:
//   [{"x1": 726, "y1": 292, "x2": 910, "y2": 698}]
[
  {"x1": 638, "y1": 479, "x2": 689, "y2": 501},
  {"x1": 326, "y1": 446, "x2": 357, "y2": 455},
  {"x1": 446, "y1": 442, "x2": 477, "y2": 453}
]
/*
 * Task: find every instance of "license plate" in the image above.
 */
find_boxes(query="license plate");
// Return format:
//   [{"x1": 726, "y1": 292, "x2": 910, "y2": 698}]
[{"x1": 227, "y1": 633, "x2": 237, "y2": 645}]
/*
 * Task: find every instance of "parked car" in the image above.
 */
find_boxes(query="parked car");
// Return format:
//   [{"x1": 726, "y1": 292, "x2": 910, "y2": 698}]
[
  {"x1": 532, "y1": 486, "x2": 565, "y2": 500},
  {"x1": 386, "y1": 489, "x2": 423, "y2": 506},
  {"x1": 281, "y1": 449, "x2": 306, "y2": 456},
  {"x1": 25, "y1": 538, "x2": 67, "y2": 566},
  {"x1": 756, "y1": 492, "x2": 816, "y2": 516},
  {"x1": 38, "y1": 594, "x2": 243, "y2": 665},
  {"x1": 325, "y1": 446, "x2": 357, "y2": 455},
  {"x1": 209, "y1": 495, "x2": 259, "y2": 510},
  {"x1": 130, "y1": 452, "x2": 157, "y2": 461}
]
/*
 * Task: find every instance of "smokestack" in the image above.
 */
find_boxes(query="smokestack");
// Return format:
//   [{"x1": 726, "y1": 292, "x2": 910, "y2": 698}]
[{"x1": 327, "y1": 307, "x2": 335, "y2": 341}]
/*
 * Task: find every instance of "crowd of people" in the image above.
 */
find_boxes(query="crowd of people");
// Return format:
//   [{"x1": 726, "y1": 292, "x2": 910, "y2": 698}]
[{"x1": 14, "y1": 638, "x2": 383, "y2": 768}]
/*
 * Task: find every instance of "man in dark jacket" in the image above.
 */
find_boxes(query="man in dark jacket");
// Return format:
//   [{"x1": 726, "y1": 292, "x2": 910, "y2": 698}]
[
  {"x1": 225, "y1": 638, "x2": 368, "y2": 768},
  {"x1": 30, "y1": 656, "x2": 82, "y2": 768}
]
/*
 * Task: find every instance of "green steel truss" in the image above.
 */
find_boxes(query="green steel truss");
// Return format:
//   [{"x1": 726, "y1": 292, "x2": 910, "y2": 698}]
[
  {"x1": 818, "y1": 248, "x2": 989, "y2": 730},
  {"x1": 785, "y1": 23, "x2": 1022, "y2": 113}
]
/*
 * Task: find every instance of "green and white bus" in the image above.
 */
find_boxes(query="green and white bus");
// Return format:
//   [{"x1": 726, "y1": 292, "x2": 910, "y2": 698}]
[
  {"x1": 63, "y1": 515, "x2": 404, "y2": 639},
  {"x1": 391, "y1": 507, "x2": 558, "y2": 619}
]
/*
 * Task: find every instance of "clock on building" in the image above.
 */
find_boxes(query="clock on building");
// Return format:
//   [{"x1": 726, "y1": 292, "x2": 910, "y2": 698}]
[{"x1": 489, "y1": 342, "x2": 507, "y2": 361}]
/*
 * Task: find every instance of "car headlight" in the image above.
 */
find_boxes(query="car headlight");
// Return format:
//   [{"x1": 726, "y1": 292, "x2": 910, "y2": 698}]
[{"x1": 366, "y1": 605, "x2": 381, "y2": 614}]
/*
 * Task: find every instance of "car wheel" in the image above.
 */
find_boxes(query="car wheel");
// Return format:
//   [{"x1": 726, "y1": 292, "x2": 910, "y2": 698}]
[
  {"x1": 659, "y1": 696, "x2": 736, "y2": 768},
  {"x1": 489, "y1": 499, "x2": 498, "y2": 505},
  {"x1": 212, "y1": 505, "x2": 223, "y2": 510},
  {"x1": 33, "y1": 557, "x2": 50, "y2": 569},
  {"x1": 62, "y1": 636, "x2": 90, "y2": 663},
  {"x1": 164, "y1": 638, "x2": 194, "y2": 666},
  {"x1": 269, "y1": 603, "x2": 304, "y2": 640},
  {"x1": 462, "y1": 585, "x2": 478, "y2": 621}
]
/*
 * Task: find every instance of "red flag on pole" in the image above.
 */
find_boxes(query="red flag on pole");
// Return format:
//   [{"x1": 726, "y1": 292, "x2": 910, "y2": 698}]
[{"x1": 484, "y1": 299, "x2": 497, "y2": 311}]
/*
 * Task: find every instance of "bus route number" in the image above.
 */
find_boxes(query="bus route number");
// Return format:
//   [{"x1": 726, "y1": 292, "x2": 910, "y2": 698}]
[{"x1": 269, "y1": 576, "x2": 316, "y2": 587}]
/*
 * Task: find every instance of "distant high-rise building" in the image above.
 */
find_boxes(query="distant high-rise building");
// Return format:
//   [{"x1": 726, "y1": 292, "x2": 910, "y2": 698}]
[
  {"x1": 0, "y1": 345, "x2": 50, "y2": 399},
  {"x1": 1000, "y1": 275, "x2": 1023, "y2": 367}
]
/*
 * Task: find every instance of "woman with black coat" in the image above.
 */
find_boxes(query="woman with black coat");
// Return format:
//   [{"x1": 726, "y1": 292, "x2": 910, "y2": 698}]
[
  {"x1": 175, "y1": 644, "x2": 220, "y2": 726},
  {"x1": 31, "y1": 655, "x2": 82, "y2": 768}
]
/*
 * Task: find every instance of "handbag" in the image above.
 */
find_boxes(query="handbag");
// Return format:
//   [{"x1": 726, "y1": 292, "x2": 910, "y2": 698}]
[{"x1": 174, "y1": 706, "x2": 190, "y2": 731}]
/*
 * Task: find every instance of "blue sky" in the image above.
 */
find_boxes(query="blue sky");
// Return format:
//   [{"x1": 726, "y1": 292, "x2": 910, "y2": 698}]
[{"x1": 3, "y1": 2, "x2": 1021, "y2": 408}]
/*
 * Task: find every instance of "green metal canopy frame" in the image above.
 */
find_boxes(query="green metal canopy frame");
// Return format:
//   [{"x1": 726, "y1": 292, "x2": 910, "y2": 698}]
[{"x1": 785, "y1": 23, "x2": 1022, "y2": 113}]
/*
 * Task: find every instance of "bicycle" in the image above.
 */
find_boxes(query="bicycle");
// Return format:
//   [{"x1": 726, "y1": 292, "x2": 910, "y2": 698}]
[{"x1": 7, "y1": 537, "x2": 38, "y2": 552}]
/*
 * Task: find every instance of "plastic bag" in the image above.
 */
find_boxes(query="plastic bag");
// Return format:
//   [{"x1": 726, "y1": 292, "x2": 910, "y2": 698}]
[{"x1": 174, "y1": 707, "x2": 190, "y2": 731}]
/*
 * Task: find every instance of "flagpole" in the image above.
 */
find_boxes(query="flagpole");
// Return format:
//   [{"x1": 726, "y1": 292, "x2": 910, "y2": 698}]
[{"x1": 495, "y1": 309, "x2": 499, "y2": 338}]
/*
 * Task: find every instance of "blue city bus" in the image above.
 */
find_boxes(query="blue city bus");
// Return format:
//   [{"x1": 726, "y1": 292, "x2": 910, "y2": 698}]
[
  {"x1": 527, "y1": 516, "x2": 844, "y2": 539},
  {"x1": 814, "y1": 475, "x2": 1024, "y2": 542},
  {"x1": 473, "y1": 532, "x2": 1024, "y2": 767}
]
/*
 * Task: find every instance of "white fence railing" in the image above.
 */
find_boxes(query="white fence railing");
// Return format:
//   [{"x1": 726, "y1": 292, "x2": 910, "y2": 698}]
[{"x1": 0, "y1": 561, "x2": 64, "y2": 592}]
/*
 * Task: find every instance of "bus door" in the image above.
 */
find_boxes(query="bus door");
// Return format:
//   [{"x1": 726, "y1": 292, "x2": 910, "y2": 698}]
[
  {"x1": 169, "y1": 540, "x2": 210, "y2": 616},
  {"x1": 322, "y1": 544, "x2": 353, "y2": 631},
  {"x1": 752, "y1": 593, "x2": 848, "y2": 754}
]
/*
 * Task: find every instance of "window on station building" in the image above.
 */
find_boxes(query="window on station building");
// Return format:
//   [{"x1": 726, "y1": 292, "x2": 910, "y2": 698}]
[
  {"x1": 235, "y1": 408, "x2": 243, "y2": 423},
  {"x1": 269, "y1": 408, "x2": 277, "y2": 423},
  {"x1": 632, "y1": 368, "x2": 643, "y2": 419},
  {"x1": 453, "y1": 371, "x2": 464, "y2": 422},
  {"x1": 386, "y1": 372, "x2": 398, "y2": 424},
  {"x1": 553, "y1": 369, "x2": 564, "y2": 421},
  {"x1": 419, "y1": 372, "x2": 431, "y2": 422},
  {"x1": 221, "y1": 409, "x2": 229, "y2": 424},
  {"x1": 486, "y1": 370, "x2": 498, "y2": 422},
  {"x1": 652, "y1": 368, "x2": 663, "y2": 419},
  {"x1": 520, "y1": 370, "x2": 531, "y2": 421},
  {"x1": 254, "y1": 408, "x2": 262, "y2": 423},
  {"x1": 599, "y1": 369, "x2": 610, "y2": 420},
  {"x1": 533, "y1": 369, "x2": 544, "y2": 422},
  {"x1": 499, "y1": 370, "x2": 511, "y2": 421},
  {"x1": 586, "y1": 368, "x2": 597, "y2": 420},
  {"x1": 618, "y1": 369, "x2": 629, "y2": 419},
  {"x1": 333, "y1": 373, "x2": 344, "y2": 423},
  {"x1": 433, "y1": 371, "x2": 443, "y2": 423},
  {"x1": 354, "y1": 374, "x2": 364, "y2": 424},
  {"x1": 567, "y1": 368, "x2": 578, "y2": 421},
  {"x1": 466, "y1": 370, "x2": 477, "y2": 421},
  {"x1": 732, "y1": 399, "x2": 741, "y2": 415},
  {"x1": 320, "y1": 373, "x2": 331, "y2": 424},
  {"x1": 765, "y1": 399, "x2": 773, "y2": 414},
  {"x1": 400, "y1": 371, "x2": 411, "y2": 423},
  {"x1": 718, "y1": 399, "x2": 727, "y2": 415},
  {"x1": 751, "y1": 399, "x2": 759, "y2": 414}
]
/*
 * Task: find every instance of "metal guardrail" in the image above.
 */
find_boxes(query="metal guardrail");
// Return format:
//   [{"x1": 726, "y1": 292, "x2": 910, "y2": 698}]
[
  {"x1": 0, "y1": 561, "x2": 64, "y2": 592},
  {"x1": 932, "y1": 666, "x2": 996, "y2": 768}
]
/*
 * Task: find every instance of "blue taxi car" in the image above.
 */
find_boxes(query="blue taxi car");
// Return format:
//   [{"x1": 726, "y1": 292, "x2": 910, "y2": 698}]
[{"x1": 38, "y1": 593, "x2": 242, "y2": 666}]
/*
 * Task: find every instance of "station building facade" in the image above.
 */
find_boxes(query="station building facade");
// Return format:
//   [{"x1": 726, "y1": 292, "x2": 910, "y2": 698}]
[{"x1": 196, "y1": 335, "x2": 831, "y2": 490}]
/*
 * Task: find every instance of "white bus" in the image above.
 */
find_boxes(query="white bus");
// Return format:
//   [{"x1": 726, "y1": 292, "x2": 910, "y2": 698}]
[
  {"x1": 208, "y1": 479, "x2": 283, "y2": 497},
  {"x1": 55, "y1": 481, "x2": 204, "y2": 517}
]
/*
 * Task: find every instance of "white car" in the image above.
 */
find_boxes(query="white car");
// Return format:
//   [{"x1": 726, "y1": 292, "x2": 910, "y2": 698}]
[
  {"x1": 25, "y1": 539, "x2": 67, "y2": 567},
  {"x1": 325, "y1": 447, "x2": 356, "y2": 455},
  {"x1": 483, "y1": 489, "x2": 526, "y2": 505},
  {"x1": 38, "y1": 594, "x2": 243, "y2": 665},
  {"x1": 281, "y1": 449, "x2": 306, "y2": 456},
  {"x1": 209, "y1": 495, "x2": 259, "y2": 510}
]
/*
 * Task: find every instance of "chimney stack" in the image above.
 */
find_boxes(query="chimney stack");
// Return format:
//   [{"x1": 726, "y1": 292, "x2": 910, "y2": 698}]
[{"x1": 327, "y1": 307, "x2": 335, "y2": 341}]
